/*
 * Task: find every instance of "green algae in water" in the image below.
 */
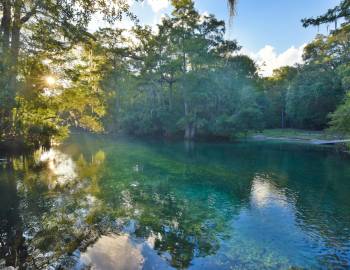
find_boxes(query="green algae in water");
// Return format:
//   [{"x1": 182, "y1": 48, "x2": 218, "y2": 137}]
[{"x1": 1, "y1": 133, "x2": 350, "y2": 269}]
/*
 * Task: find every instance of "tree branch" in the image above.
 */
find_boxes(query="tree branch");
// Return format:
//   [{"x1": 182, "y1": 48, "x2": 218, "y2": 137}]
[{"x1": 20, "y1": 2, "x2": 39, "y2": 24}]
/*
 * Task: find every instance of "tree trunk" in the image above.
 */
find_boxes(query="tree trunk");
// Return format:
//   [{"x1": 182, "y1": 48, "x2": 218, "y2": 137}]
[
  {"x1": 184, "y1": 100, "x2": 191, "y2": 140},
  {"x1": 169, "y1": 81, "x2": 173, "y2": 110},
  {"x1": 8, "y1": 0, "x2": 22, "y2": 100},
  {"x1": 184, "y1": 101, "x2": 196, "y2": 140},
  {"x1": 184, "y1": 123, "x2": 196, "y2": 140},
  {"x1": 0, "y1": 0, "x2": 13, "y2": 133},
  {"x1": 0, "y1": 0, "x2": 11, "y2": 51}
]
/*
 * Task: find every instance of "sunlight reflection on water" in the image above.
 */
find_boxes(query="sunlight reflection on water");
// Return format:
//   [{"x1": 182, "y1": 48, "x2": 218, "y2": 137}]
[{"x1": 250, "y1": 174, "x2": 289, "y2": 208}]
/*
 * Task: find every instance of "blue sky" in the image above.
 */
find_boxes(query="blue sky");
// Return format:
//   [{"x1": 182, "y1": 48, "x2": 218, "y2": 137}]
[
  {"x1": 92, "y1": 0, "x2": 341, "y2": 75},
  {"x1": 195, "y1": 0, "x2": 340, "y2": 52}
]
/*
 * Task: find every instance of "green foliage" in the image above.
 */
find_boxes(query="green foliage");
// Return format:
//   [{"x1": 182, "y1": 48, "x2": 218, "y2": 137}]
[
  {"x1": 99, "y1": 1, "x2": 263, "y2": 140},
  {"x1": 0, "y1": 0, "x2": 133, "y2": 148},
  {"x1": 97, "y1": 0, "x2": 350, "y2": 138},
  {"x1": 1, "y1": 0, "x2": 350, "y2": 147},
  {"x1": 302, "y1": 0, "x2": 350, "y2": 27},
  {"x1": 286, "y1": 66, "x2": 343, "y2": 129},
  {"x1": 263, "y1": 66, "x2": 297, "y2": 128},
  {"x1": 263, "y1": 17, "x2": 350, "y2": 133},
  {"x1": 329, "y1": 92, "x2": 350, "y2": 134}
]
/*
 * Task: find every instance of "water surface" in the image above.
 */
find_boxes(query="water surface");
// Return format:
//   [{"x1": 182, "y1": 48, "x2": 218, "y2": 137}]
[{"x1": 1, "y1": 134, "x2": 350, "y2": 269}]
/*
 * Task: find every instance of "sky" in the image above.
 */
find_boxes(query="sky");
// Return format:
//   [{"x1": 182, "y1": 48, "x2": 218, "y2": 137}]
[{"x1": 90, "y1": 0, "x2": 341, "y2": 76}]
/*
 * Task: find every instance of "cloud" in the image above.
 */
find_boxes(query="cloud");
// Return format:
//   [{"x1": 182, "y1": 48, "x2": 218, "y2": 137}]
[
  {"x1": 240, "y1": 44, "x2": 306, "y2": 77},
  {"x1": 147, "y1": 0, "x2": 170, "y2": 13}
]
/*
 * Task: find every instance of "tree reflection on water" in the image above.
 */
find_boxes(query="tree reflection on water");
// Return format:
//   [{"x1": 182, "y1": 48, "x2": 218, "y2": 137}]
[{"x1": 0, "y1": 145, "x2": 232, "y2": 269}]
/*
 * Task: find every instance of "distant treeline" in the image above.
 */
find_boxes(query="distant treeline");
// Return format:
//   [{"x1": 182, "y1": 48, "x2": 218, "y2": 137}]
[
  {"x1": 0, "y1": 0, "x2": 349, "y2": 147},
  {"x1": 99, "y1": 1, "x2": 350, "y2": 139}
]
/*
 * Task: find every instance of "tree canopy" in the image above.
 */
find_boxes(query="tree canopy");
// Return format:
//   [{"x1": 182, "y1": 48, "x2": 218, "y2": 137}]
[{"x1": 1, "y1": 0, "x2": 350, "y2": 148}]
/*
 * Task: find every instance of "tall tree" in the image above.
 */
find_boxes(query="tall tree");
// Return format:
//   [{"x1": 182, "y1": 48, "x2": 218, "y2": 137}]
[
  {"x1": 302, "y1": 0, "x2": 350, "y2": 28},
  {"x1": 0, "y1": 0, "x2": 135, "y2": 146}
]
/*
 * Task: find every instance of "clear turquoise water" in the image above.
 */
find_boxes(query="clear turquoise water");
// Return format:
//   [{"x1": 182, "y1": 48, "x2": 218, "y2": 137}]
[{"x1": 1, "y1": 134, "x2": 350, "y2": 269}]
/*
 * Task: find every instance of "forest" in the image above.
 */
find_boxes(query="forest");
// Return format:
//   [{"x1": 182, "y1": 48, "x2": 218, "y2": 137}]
[{"x1": 0, "y1": 0, "x2": 349, "y2": 147}]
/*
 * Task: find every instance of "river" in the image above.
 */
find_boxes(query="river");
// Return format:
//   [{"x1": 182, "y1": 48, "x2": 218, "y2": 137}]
[{"x1": 1, "y1": 133, "x2": 350, "y2": 269}]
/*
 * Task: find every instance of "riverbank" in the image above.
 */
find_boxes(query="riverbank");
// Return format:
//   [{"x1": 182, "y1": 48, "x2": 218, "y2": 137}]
[{"x1": 249, "y1": 129, "x2": 350, "y2": 144}]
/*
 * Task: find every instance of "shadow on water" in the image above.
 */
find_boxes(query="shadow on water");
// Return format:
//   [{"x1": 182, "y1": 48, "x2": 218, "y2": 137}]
[{"x1": 1, "y1": 133, "x2": 350, "y2": 269}]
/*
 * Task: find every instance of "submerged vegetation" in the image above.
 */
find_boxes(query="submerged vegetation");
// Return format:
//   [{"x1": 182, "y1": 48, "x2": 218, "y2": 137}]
[
  {"x1": 0, "y1": 0, "x2": 350, "y2": 147},
  {"x1": 1, "y1": 134, "x2": 350, "y2": 269}
]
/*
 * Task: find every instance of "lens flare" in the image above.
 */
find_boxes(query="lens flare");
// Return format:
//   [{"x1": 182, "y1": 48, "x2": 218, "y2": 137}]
[{"x1": 45, "y1": 76, "x2": 56, "y2": 86}]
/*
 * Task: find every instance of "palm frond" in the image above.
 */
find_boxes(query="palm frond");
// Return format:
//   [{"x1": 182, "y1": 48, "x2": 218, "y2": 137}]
[{"x1": 228, "y1": 0, "x2": 237, "y2": 17}]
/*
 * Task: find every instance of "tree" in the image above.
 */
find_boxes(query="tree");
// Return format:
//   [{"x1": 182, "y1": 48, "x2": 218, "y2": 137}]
[
  {"x1": 170, "y1": 0, "x2": 239, "y2": 139},
  {"x1": 0, "y1": 0, "x2": 135, "y2": 147},
  {"x1": 302, "y1": 0, "x2": 350, "y2": 28},
  {"x1": 264, "y1": 66, "x2": 297, "y2": 128},
  {"x1": 301, "y1": 13, "x2": 350, "y2": 132},
  {"x1": 286, "y1": 65, "x2": 343, "y2": 129},
  {"x1": 0, "y1": 0, "x2": 132, "y2": 97},
  {"x1": 93, "y1": 1, "x2": 267, "y2": 140},
  {"x1": 329, "y1": 93, "x2": 350, "y2": 134}
]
